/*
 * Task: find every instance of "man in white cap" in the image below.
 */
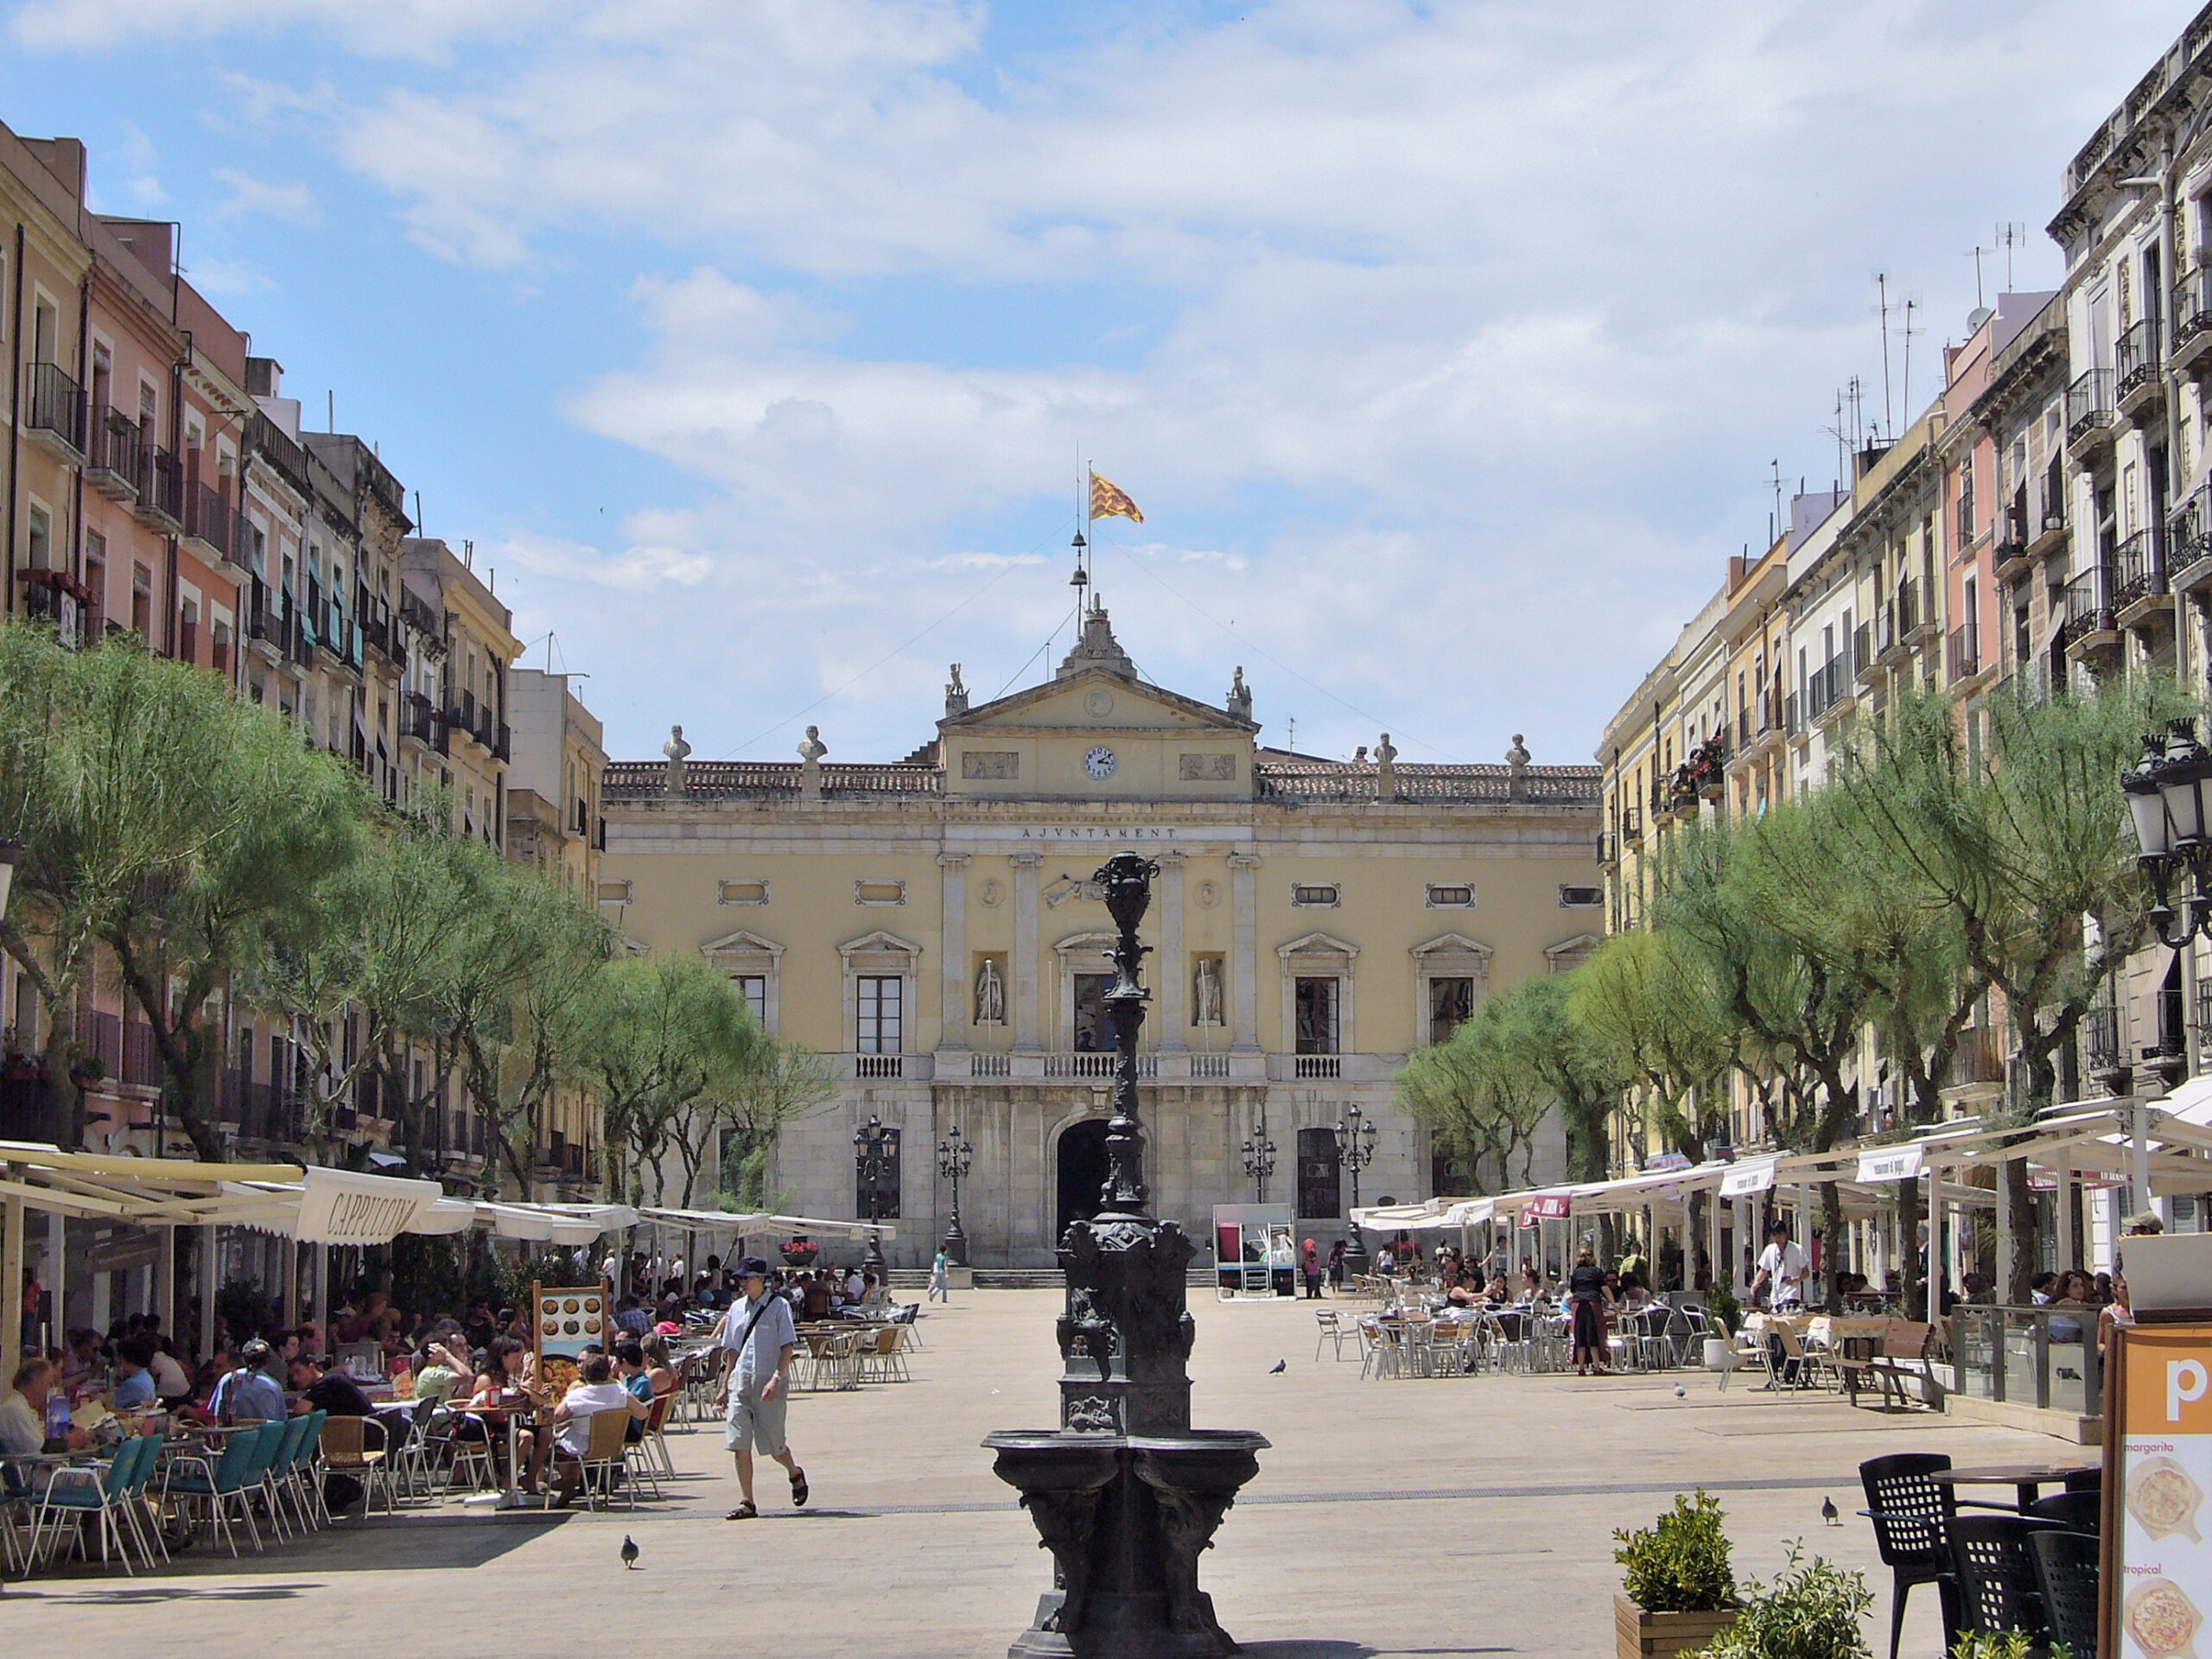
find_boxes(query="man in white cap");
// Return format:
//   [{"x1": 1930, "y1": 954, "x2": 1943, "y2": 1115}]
[{"x1": 715, "y1": 1255, "x2": 805, "y2": 1519}]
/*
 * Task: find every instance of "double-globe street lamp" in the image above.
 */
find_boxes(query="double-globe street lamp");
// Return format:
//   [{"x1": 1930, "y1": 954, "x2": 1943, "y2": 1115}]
[
  {"x1": 1336, "y1": 1103, "x2": 1378, "y2": 1276},
  {"x1": 937, "y1": 1124, "x2": 974, "y2": 1267},
  {"x1": 2126, "y1": 719, "x2": 2212, "y2": 957},
  {"x1": 853, "y1": 1113, "x2": 893, "y2": 1275},
  {"x1": 1240, "y1": 1109, "x2": 1276, "y2": 1205}
]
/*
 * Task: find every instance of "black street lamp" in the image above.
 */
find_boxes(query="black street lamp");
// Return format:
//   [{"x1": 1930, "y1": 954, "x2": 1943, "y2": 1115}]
[
  {"x1": 1336, "y1": 1103, "x2": 1378, "y2": 1275},
  {"x1": 937, "y1": 1123, "x2": 974, "y2": 1267},
  {"x1": 853, "y1": 1114, "x2": 892, "y2": 1274},
  {"x1": 1240, "y1": 1109, "x2": 1276, "y2": 1205},
  {"x1": 2127, "y1": 719, "x2": 2212, "y2": 949}
]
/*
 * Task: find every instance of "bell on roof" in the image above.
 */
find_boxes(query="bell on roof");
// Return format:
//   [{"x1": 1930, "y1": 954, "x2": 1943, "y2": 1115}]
[{"x1": 1070, "y1": 531, "x2": 1089, "y2": 591}]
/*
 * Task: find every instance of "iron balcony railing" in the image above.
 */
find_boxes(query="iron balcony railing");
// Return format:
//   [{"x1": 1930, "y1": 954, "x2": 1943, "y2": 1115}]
[
  {"x1": 2066, "y1": 367, "x2": 2114, "y2": 442},
  {"x1": 137, "y1": 444, "x2": 183, "y2": 525},
  {"x1": 2118, "y1": 316, "x2": 2163, "y2": 401},
  {"x1": 2178, "y1": 270, "x2": 2212, "y2": 354},
  {"x1": 2037, "y1": 476, "x2": 2068, "y2": 537},
  {"x1": 2084, "y1": 1000, "x2": 2122, "y2": 1075},
  {"x1": 85, "y1": 404, "x2": 140, "y2": 489},
  {"x1": 1946, "y1": 620, "x2": 1980, "y2": 682},
  {"x1": 2063, "y1": 563, "x2": 2117, "y2": 645},
  {"x1": 2114, "y1": 524, "x2": 2168, "y2": 610},
  {"x1": 22, "y1": 360, "x2": 84, "y2": 453},
  {"x1": 2172, "y1": 487, "x2": 2212, "y2": 575},
  {"x1": 185, "y1": 480, "x2": 234, "y2": 561}
]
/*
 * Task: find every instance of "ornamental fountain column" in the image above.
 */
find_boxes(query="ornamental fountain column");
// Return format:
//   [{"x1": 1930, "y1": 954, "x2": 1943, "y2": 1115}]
[{"x1": 984, "y1": 850, "x2": 1268, "y2": 1659}]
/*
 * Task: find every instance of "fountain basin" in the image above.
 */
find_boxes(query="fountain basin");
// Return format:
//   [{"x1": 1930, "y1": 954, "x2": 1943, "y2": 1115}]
[{"x1": 985, "y1": 1428, "x2": 1270, "y2": 1659}]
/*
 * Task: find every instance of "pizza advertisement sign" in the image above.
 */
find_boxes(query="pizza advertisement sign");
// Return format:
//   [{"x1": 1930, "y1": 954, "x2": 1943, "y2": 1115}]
[{"x1": 2114, "y1": 1327, "x2": 2212, "y2": 1659}]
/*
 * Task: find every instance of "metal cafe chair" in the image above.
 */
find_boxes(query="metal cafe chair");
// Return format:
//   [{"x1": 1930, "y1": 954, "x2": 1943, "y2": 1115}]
[
  {"x1": 2029, "y1": 1527, "x2": 2101, "y2": 1657},
  {"x1": 1859, "y1": 1452, "x2": 1963, "y2": 1659},
  {"x1": 1949, "y1": 1514, "x2": 2062, "y2": 1645}
]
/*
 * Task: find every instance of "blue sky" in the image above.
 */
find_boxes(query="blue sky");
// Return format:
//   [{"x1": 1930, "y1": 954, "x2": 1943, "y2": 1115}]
[{"x1": 0, "y1": 1, "x2": 2190, "y2": 766}]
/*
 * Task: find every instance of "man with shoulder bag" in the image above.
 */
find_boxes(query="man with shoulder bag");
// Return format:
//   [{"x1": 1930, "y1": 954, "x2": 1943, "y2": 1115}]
[{"x1": 716, "y1": 1255, "x2": 807, "y2": 1520}]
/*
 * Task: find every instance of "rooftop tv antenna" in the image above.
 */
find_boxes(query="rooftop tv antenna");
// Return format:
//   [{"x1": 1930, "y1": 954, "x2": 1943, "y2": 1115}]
[
  {"x1": 1878, "y1": 274, "x2": 1894, "y2": 440},
  {"x1": 1997, "y1": 222, "x2": 2026, "y2": 289}
]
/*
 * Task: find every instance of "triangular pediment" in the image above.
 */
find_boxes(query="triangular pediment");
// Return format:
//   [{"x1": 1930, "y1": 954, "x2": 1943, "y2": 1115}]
[
  {"x1": 1410, "y1": 931, "x2": 1494, "y2": 959},
  {"x1": 701, "y1": 928, "x2": 784, "y2": 958},
  {"x1": 944, "y1": 667, "x2": 1255, "y2": 735}
]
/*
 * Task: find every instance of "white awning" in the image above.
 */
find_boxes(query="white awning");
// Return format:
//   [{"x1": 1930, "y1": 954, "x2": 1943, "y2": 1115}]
[
  {"x1": 290, "y1": 1166, "x2": 442, "y2": 1244},
  {"x1": 1719, "y1": 1158, "x2": 1778, "y2": 1198},
  {"x1": 407, "y1": 1197, "x2": 478, "y2": 1236},
  {"x1": 1856, "y1": 1145, "x2": 1926, "y2": 1184}
]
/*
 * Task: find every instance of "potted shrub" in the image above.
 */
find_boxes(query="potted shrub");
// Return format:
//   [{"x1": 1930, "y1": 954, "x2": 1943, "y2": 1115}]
[
  {"x1": 1705, "y1": 1281, "x2": 1740, "y2": 1370},
  {"x1": 1615, "y1": 1490, "x2": 1738, "y2": 1659},
  {"x1": 780, "y1": 1236, "x2": 819, "y2": 1268},
  {"x1": 1688, "y1": 1542, "x2": 1872, "y2": 1659}
]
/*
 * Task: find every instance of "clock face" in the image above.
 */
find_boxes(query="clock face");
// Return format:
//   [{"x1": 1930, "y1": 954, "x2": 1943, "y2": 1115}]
[{"x1": 1084, "y1": 745, "x2": 1117, "y2": 779}]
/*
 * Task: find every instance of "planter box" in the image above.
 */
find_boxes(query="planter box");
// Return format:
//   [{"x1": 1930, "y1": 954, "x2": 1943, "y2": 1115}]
[{"x1": 1616, "y1": 1593, "x2": 1737, "y2": 1659}]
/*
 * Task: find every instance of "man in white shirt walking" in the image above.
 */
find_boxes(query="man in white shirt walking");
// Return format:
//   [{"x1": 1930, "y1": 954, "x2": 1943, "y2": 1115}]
[
  {"x1": 1751, "y1": 1220, "x2": 1809, "y2": 1310},
  {"x1": 716, "y1": 1255, "x2": 806, "y2": 1520}
]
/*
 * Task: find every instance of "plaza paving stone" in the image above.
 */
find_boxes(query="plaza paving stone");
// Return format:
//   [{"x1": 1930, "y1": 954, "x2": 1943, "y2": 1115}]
[{"x1": 5, "y1": 1289, "x2": 2074, "y2": 1656}]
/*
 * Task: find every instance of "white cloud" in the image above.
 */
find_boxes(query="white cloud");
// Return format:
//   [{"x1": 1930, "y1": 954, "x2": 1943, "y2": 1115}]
[
  {"x1": 10, "y1": 0, "x2": 565, "y2": 59},
  {"x1": 20, "y1": 0, "x2": 2195, "y2": 765},
  {"x1": 491, "y1": 530, "x2": 713, "y2": 592},
  {"x1": 213, "y1": 168, "x2": 321, "y2": 226}
]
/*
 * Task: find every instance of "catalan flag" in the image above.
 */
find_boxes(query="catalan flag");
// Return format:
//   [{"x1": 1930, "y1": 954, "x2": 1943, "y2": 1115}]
[{"x1": 1089, "y1": 470, "x2": 1143, "y2": 524}]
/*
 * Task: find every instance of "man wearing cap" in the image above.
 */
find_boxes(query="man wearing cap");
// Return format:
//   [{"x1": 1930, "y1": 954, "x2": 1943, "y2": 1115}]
[
  {"x1": 715, "y1": 1255, "x2": 806, "y2": 1520},
  {"x1": 210, "y1": 1340, "x2": 287, "y2": 1423}
]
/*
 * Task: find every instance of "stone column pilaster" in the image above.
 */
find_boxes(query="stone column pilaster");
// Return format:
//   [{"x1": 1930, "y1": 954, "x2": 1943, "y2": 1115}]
[
  {"x1": 1157, "y1": 851, "x2": 1187, "y2": 1052},
  {"x1": 938, "y1": 852, "x2": 969, "y2": 1052},
  {"x1": 1229, "y1": 853, "x2": 1261, "y2": 1053},
  {"x1": 1013, "y1": 853, "x2": 1043, "y2": 1052}
]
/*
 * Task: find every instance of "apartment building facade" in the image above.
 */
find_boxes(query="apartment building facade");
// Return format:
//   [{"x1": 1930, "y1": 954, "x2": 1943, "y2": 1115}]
[{"x1": 0, "y1": 120, "x2": 597, "y2": 1207}]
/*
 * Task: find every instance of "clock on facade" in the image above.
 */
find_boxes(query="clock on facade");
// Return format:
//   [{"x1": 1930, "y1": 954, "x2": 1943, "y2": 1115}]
[{"x1": 1084, "y1": 746, "x2": 1117, "y2": 779}]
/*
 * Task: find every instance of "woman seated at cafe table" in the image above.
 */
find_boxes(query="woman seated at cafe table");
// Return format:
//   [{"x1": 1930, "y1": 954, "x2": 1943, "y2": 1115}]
[{"x1": 111, "y1": 1336, "x2": 161, "y2": 1410}]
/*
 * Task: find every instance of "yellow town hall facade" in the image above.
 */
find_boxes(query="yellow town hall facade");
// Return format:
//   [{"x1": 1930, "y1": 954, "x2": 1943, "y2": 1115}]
[{"x1": 599, "y1": 606, "x2": 1603, "y2": 1267}]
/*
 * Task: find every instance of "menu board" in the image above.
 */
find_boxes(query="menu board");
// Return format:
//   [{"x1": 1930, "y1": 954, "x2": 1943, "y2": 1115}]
[
  {"x1": 533, "y1": 1283, "x2": 607, "y2": 1360},
  {"x1": 2113, "y1": 1325, "x2": 2212, "y2": 1659}
]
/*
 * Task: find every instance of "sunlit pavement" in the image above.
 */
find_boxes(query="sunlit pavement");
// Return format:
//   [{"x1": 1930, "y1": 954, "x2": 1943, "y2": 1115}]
[{"x1": 3, "y1": 1290, "x2": 2066, "y2": 1658}]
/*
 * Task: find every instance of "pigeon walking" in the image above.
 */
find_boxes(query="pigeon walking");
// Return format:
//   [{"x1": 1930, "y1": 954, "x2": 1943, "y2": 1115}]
[
  {"x1": 621, "y1": 1535, "x2": 640, "y2": 1568},
  {"x1": 1821, "y1": 1497, "x2": 1840, "y2": 1527},
  {"x1": 1268, "y1": 1360, "x2": 1287, "y2": 1375}
]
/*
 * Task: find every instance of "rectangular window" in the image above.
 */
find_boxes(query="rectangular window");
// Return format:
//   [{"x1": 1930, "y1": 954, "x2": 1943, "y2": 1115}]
[
  {"x1": 1291, "y1": 883, "x2": 1339, "y2": 908},
  {"x1": 734, "y1": 976, "x2": 766, "y2": 1026},
  {"x1": 1294, "y1": 976, "x2": 1338, "y2": 1055},
  {"x1": 716, "y1": 880, "x2": 769, "y2": 906},
  {"x1": 1428, "y1": 976, "x2": 1475, "y2": 1044},
  {"x1": 83, "y1": 534, "x2": 105, "y2": 638},
  {"x1": 1296, "y1": 1127, "x2": 1342, "y2": 1219},
  {"x1": 856, "y1": 976, "x2": 903, "y2": 1054},
  {"x1": 855, "y1": 880, "x2": 906, "y2": 906},
  {"x1": 130, "y1": 563, "x2": 153, "y2": 639},
  {"x1": 855, "y1": 1123, "x2": 901, "y2": 1221},
  {"x1": 1072, "y1": 973, "x2": 1115, "y2": 1052},
  {"x1": 1558, "y1": 885, "x2": 1604, "y2": 907},
  {"x1": 25, "y1": 503, "x2": 50, "y2": 570},
  {"x1": 1425, "y1": 883, "x2": 1473, "y2": 908}
]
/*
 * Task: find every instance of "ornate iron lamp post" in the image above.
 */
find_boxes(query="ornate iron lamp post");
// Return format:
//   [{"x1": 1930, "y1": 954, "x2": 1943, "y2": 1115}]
[
  {"x1": 1240, "y1": 1109, "x2": 1276, "y2": 1205},
  {"x1": 853, "y1": 1113, "x2": 892, "y2": 1275},
  {"x1": 1336, "y1": 1103, "x2": 1378, "y2": 1276},
  {"x1": 938, "y1": 1123, "x2": 974, "y2": 1267},
  {"x1": 985, "y1": 850, "x2": 1268, "y2": 1659}
]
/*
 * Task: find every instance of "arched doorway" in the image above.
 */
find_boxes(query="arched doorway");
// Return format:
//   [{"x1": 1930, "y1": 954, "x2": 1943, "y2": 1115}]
[{"x1": 1057, "y1": 1118, "x2": 1112, "y2": 1246}]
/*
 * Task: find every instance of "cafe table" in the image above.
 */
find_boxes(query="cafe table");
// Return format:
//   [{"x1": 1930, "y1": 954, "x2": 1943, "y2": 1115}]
[
  {"x1": 1931, "y1": 1459, "x2": 2098, "y2": 1513},
  {"x1": 454, "y1": 1404, "x2": 546, "y2": 1511}
]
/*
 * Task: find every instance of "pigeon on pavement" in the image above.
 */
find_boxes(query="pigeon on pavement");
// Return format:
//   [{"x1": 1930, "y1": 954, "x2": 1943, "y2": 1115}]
[
  {"x1": 1821, "y1": 1497, "x2": 1840, "y2": 1527},
  {"x1": 1269, "y1": 1360, "x2": 1287, "y2": 1374},
  {"x1": 621, "y1": 1535, "x2": 640, "y2": 1568}
]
